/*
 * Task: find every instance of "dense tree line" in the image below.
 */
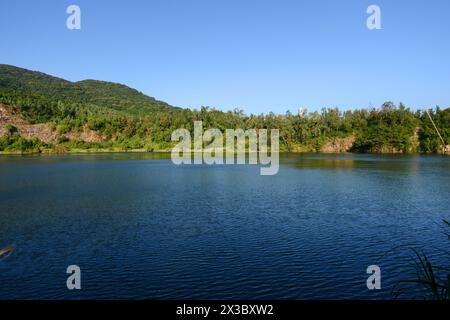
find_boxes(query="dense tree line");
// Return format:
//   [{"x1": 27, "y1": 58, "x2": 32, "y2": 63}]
[{"x1": 0, "y1": 65, "x2": 449, "y2": 153}]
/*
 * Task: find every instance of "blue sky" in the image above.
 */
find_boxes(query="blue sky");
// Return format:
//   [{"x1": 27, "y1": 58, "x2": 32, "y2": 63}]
[{"x1": 1, "y1": 0, "x2": 449, "y2": 114}]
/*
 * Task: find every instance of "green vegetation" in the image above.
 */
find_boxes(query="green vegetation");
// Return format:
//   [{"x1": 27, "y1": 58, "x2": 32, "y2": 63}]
[
  {"x1": 393, "y1": 220, "x2": 449, "y2": 300},
  {"x1": 0, "y1": 124, "x2": 47, "y2": 153},
  {"x1": 352, "y1": 102, "x2": 421, "y2": 153},
  {"x1": 0, "y1": 133, "x2": 47, "y2": 153},
  {"x1": 0, "y1": 64, "x2": 449, "y2": 153}
]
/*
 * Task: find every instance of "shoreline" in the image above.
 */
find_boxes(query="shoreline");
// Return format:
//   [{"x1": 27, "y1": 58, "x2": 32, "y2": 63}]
[{"x1": 1, "y1": 148, "x2": 448, "y2": 156}]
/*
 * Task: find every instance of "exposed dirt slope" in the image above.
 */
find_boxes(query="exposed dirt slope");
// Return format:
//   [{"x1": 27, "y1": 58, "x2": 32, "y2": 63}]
[
  {"x1": 0, "y1": 104, "x2": 105, "y2": 144},
  {"x1": 320, "y1": 137, "x2": 355, "y2": 153}
]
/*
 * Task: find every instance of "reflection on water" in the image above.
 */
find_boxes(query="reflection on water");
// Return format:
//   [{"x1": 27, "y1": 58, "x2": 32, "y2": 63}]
[
  {"x1": 0, "y1": 152, "x2": 173, "y2": 162},
  {"x1": 0, "y1": 153, "x2": 449, "y2": 299},
  {"x1": 282, "y1": 153, "x2": 450, "y2": 173}
]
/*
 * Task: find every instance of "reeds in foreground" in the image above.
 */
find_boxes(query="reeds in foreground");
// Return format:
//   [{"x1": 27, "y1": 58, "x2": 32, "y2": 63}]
[{"x1": 393, "y1": 220, "x2": 449, "y2": 300}]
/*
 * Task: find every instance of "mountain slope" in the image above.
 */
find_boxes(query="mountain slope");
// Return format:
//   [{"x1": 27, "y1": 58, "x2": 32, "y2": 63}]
[{"x1": 0, "y1": 64, "x2": 176, "y2": 115}]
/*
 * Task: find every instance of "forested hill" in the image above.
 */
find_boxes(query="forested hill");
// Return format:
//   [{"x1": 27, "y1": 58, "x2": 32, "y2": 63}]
[
  {"x1": 0, "y1": 64, "x2": 175, "y2": 115},
  {"x1": 0, "y1": 64, "x2": 449, "y2": 154}
]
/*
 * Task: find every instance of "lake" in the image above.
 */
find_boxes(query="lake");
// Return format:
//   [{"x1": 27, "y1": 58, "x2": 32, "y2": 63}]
[{"x1": 0, "y1": 153, "x2": 448, "y2": 299}]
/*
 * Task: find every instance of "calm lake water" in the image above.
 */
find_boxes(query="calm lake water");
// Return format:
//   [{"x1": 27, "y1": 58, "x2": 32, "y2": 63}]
[{"x1": 0, "y1": 153, "x2": 449, "y2": 299}]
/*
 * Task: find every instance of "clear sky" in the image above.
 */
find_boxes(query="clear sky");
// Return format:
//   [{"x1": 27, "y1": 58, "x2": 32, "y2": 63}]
[{"x1": 1, "y1": 0, "x2": 449, "y2": 114}]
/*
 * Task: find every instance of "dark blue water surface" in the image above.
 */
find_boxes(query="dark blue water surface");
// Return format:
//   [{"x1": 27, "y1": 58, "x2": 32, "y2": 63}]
[{"x1": 0, "y1": 153, "x2": 449, "y2": 299}]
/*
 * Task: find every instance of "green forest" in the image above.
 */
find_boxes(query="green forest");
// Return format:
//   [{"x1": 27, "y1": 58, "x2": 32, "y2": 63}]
[{"x1": 0, "y1": 64, "x2": 449, "y2": 154}]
